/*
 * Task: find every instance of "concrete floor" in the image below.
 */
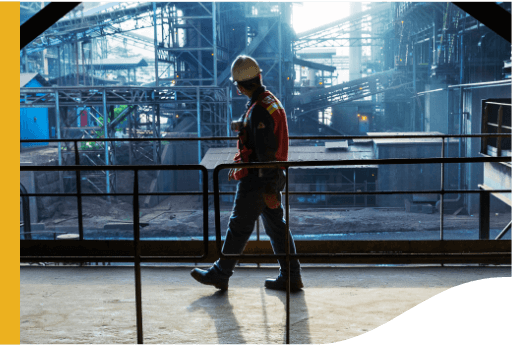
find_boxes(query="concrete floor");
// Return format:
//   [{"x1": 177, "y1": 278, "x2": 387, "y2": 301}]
[{"x1": 21, "y1": 265, "x2": 511, "y2": 344}]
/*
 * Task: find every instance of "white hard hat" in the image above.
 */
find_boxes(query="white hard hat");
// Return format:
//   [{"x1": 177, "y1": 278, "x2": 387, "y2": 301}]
[{"x1": 230, "y1": 55, "x2": 262, "y2": 83}]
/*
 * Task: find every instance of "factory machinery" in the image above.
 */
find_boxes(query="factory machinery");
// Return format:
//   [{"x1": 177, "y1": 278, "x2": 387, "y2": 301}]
[{"x1": 21, "y1": 2, "x2": 511, "y2": 198}]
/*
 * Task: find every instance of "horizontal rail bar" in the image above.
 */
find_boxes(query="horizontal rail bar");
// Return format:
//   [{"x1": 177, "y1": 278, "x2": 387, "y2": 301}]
[
  {"x1": 19, "y1": 157, "x2": 511, "y2": 174},
  {"x1": 20, "y1": 189, "x2": 511, "y2": 198},
  {"x1": 20, "y1": 252, "x2": 511, "y2": 263},
  {"x1": 213, "y1": 156, "x2": 510, "y2": 171},
  {"x1": 20, "y1": 133, "x2": 512, "y2": 143}
]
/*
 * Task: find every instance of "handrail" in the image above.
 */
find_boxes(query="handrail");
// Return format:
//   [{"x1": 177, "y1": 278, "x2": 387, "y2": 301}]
[
  {"x1": 20, "y1": 133, "x2": 512, "y2": 344},
  {"x1": 212, "y1": 156, "x2": 511, "y2": 344},
  {"x1": 19, "y1": 133, "x2": 513, "y2": 144},
  {"x1": 20, "y1": 183, "x2": 31, "y2": 240}
]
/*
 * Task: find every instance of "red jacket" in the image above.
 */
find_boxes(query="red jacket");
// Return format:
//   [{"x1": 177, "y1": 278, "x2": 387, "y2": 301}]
[{"x1": 230, "y1": 87, "x2": 289, "y2": 180}]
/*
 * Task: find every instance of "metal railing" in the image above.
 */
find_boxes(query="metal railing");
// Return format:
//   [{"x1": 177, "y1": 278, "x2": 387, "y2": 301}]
[{"x1": 20, "y1": 134, "x2": 512, "y2": 344}]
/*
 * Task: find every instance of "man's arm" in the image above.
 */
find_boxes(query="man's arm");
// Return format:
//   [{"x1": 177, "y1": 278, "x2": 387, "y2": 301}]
[{"x1": 251, "y1": 105, "x2": 277, "y2": 176}]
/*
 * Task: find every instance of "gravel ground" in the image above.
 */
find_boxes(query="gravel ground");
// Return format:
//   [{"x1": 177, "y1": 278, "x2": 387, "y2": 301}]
[{"x1": 39, "y1": 196, "x2": 511, "y2": 239}]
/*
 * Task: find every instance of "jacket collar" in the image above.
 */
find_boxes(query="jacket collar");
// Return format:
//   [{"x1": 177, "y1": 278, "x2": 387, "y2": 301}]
[{"x1": 247, "y1": 86, "x2": 267, "y2": 107}]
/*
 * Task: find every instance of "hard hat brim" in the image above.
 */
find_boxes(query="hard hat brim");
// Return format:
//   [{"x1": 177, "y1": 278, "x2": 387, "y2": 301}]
[{"x1": 230, "y1": 70, "x2": 263, "y2": 83}]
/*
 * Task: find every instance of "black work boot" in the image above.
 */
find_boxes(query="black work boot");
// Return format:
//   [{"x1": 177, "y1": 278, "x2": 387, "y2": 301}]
[
  {"x1": 265, "y1": 273, "x2": 304, "y2": 292},
  {"x1": 191, "y1": 266, "x2": 229, "y2": 290}
]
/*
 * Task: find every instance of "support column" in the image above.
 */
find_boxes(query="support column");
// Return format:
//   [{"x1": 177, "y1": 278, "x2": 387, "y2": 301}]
[
  {"x1": 278, "y1": 4, "x2": 282, "y2": 101},
  {"x1": 75, "y1": 40, "x2": 80, "y2": 86},
  {"x1": 156, "y1": 105, "x2": 161, "y2": 164},
  {"x1": 128, "y1": 110, "x2": 133, "y2": 165},
  {"x1": 212, "y1": 2, "x2": 217, "y2": 85},
  {"x1": 152, "y1": 106, "x2": 158, "y2": 164},
  {"x1": 153, "y1": 2, "x2": 159, "y2": 86},
  {"x1": 226, "y1": 87, "x2": 231, "y2": 139},
  {"x1": 57, "y1": 46, "x2": 61, "y2": 85},
  {"x1": 102, "y1": 89, "x2": 111, "y2": 203},
  {"x1": 197, "y1": 87, "x2": 202, "y2": 188},
  {"x1": 413, "y1": 44, "x2": 418, "y2": 131},
  {"x1": 55, "y1": 91, "x2": 64, "y2": 193}
]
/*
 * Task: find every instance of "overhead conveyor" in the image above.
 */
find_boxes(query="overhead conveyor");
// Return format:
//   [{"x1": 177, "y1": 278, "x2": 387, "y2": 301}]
[{"x1": 292, "y1": 69, "x2": 413, "y2": 116}]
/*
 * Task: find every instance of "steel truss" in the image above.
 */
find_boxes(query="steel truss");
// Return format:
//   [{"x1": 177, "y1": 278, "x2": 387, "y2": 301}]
[
  {"x1": 294, "y1": 3, "x2": 392, "y2": 51},
  {"x1": 21, "y1": 85, "x2": 230, "y2": 197}
]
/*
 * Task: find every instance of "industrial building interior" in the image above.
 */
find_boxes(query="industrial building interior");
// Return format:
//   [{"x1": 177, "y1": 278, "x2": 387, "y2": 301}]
[{"x1": 20, "y1": 2, "x2": 511, "y2": 344}]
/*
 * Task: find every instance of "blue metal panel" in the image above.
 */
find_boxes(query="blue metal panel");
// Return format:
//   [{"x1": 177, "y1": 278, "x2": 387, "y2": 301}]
[{"x1": 20, "y1": 78, "x2": 49, "y2": 147}]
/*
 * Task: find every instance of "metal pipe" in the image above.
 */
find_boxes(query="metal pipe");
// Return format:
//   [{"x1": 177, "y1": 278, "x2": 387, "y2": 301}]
[
  {"x1": 102, "y1": 89, "x2": 111, "y2": 202},
  {"x1": 212, "y1": 2, "x2": 217, "y2": 85},
  {"x1": 81, "y1": 42, "x2": 86, "y2": 85},
  {"x1": 495, "y1": 221, "x2": 511, "y2": 240},
  {"x1": 133, "y1": 169, "x2": 144, "y2": 344},
  {"x1": 57, "y1": 46, "x2": 61, "y2": 85},
  {"x1": 448, "y1": 79, "x2": 511, "y2": 89}
]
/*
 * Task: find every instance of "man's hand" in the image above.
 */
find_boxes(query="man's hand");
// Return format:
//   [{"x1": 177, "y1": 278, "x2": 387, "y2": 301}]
[{"x1": 228, "y1": 168, "x2": 235, "y2": 181}]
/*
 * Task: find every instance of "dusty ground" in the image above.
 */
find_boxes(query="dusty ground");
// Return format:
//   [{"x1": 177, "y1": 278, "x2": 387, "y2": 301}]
[
  {"x1": 20, "y1": 265, "x2": 512, "y2": 344},
  {"x1": 40, "y1": 195, "x2": 511, "y2": 239}
]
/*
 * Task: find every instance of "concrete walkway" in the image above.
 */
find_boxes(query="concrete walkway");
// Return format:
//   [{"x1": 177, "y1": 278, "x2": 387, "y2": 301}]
[{"x1": 20, "y1": 265, "x2": 511, "y2": 344}]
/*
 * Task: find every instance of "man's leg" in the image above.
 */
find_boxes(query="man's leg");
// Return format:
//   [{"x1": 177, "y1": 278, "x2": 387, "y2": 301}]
[
  {"x1": 213, "y1": 177, "x2": 266, "y2": 277},
  {"x1": 260, "y1": 203, "x2": 301, "y2": 277}
]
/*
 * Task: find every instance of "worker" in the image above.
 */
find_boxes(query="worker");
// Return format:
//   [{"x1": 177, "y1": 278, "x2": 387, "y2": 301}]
[{"x1": 191, "y1": 55, "x2": 303, "y2": 291}]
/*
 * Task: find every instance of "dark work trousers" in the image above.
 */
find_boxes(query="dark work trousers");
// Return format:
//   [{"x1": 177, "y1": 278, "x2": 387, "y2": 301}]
[{"x1": 214, "y1": 169, "x2": 301, "y2": 278}]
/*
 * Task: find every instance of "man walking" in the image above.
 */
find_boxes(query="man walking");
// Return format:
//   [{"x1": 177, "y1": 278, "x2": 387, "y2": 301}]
[{"x1": 191, "y1": 55, "x2": 303, "y2": 291}]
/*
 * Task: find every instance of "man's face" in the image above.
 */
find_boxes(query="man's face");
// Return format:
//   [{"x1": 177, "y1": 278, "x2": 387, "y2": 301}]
[{"x1": 236, "y1": 84, "x2": 250, "y2": 98}]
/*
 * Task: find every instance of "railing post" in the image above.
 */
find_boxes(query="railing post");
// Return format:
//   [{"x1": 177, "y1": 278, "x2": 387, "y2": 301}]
[
  {"x1": 479, "y1": 191, "x2": 490, "y2": 240},
  {"x1": 55, "y1": 91, "x2": 64, "y2": 195},
  {"x1": 74, "y1": 141, "x2": 84, "y2": 241},
  {"x1": 440, "y1": 137, "x2": 445, "y2": 240},
  {"x1": 20, "y1": 184, "x2": 32, "y2": 240},
  {"x1": 133, "y1": 169, "x2": 144, "y2": 344}
]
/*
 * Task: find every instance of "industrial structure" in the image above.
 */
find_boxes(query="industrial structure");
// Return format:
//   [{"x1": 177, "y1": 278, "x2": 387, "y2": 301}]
[
  {"x1": 21, "y1": 1, "x2": 511, "y2": 212},
  {"x1": 20, "y1": 2, "x2": 511, "y2": 344}
]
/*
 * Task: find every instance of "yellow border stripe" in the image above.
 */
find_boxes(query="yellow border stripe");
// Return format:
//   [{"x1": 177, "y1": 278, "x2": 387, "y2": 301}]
[{"x1": 1, "y1": 2, "x2": 20, "y2": 344}]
